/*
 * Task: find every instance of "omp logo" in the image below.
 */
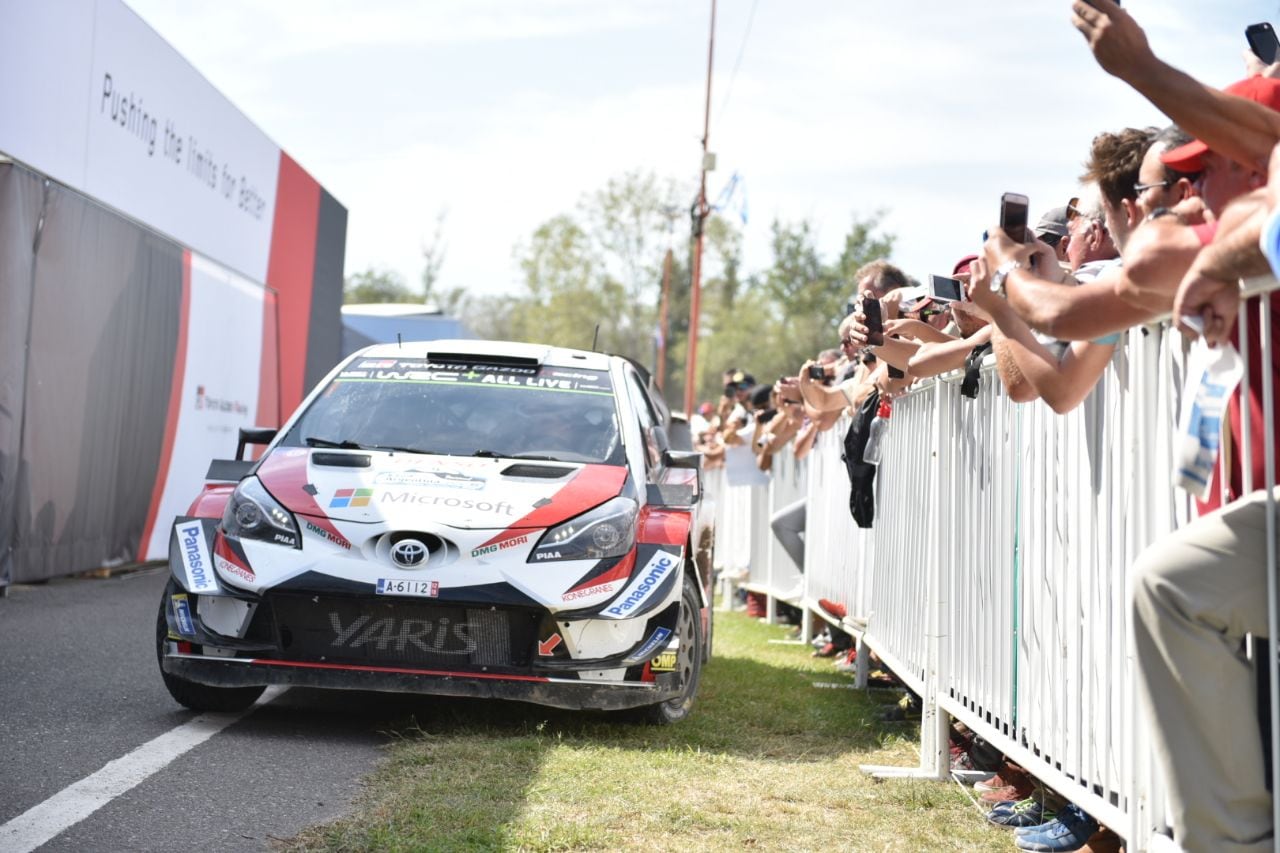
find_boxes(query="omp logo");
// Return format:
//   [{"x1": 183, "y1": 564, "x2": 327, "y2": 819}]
[
  {"x1": 174, "y1": 521, "x2": 217, "y2": 592},
  {"x1": 330, "y1": 488, "x2": 373, "y2": 508},
  {"x1": 329, "y1": 613, "x2": 476, "y2": 654},
  {"x1": 606, "y1": 553, "x2": 676, "y2": 617}
]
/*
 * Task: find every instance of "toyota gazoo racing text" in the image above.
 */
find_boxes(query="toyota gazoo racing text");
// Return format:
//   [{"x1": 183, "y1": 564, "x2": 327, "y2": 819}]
[{"x1": 157, "y1": 340, "x2": 712, "y2": 723}]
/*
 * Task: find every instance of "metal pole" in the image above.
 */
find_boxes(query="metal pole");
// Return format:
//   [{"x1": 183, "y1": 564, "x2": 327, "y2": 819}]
[
  {"x1": 658, "y1": 248, "x2": 672, "y2": 390},
  {"x1": 683, "y1": 0, "x2": 716, "y2": 417}
]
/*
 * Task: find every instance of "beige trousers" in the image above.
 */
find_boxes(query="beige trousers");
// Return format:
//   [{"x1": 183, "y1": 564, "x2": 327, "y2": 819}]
[{"x1": 1131, "y1": 488, "x2": 1280, "y2": 852}]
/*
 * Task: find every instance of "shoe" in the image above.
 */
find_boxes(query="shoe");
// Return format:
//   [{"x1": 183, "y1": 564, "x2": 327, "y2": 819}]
[
  {"x1": 812, "y1": 643, "x2": 839, "y2": 658},
  {"x1": 979, "y1": 776, "x2": 1035, "y2": 804},
  {"x1": 834, "y1": 647, "x2": 859, "y2": 673},
  {"x1": 1015, "y1": 805, "x2": 1098, "y2": 852},
  {"x1": 1076, "y1": 828, "x2": 1123, "y2": 853},
  {"x1": 975, "y1": 763, "x2": 1028, "y2": 793},
  {"x1": 818, "y1": 598, "x2": 847, "y2": 619},
  {"x1": 988, "y1": 797, "x2": 1055, "y2": 828}
]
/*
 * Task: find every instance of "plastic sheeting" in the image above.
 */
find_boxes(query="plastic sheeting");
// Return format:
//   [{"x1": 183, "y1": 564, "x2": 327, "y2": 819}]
[{"x1": 1, "y1": 160, "x2": 182, "y2": 584}]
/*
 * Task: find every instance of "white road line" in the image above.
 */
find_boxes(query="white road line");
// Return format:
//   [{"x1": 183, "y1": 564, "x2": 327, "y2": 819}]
[{"x1": 0, "y1": 686, "x2": 285, "y2": 853}]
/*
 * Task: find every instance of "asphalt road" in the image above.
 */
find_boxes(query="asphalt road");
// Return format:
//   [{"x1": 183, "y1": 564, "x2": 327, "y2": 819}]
[{"x1": 0, "y1": 567, "x2": 443, "y2": 851}]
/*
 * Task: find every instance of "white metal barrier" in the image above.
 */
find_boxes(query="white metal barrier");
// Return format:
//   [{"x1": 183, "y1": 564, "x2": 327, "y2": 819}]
[{"x1": 712, "y1": 291, "x2": 1279, "y2": 850}]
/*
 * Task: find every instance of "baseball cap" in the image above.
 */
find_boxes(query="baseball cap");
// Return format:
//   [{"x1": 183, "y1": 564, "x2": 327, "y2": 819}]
[
  {"x1": 952, "y1": 254, "x2": 979, "y2": 276},
  {"x1": 1161, "y1": 76, "x2": 1280, "y2": 172},
  {"x1": 1033, "y1": 208, "x2": 1071, "y2": 240}
]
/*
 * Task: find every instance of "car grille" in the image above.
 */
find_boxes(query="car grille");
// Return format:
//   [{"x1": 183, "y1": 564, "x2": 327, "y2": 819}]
[{"x1": 268, "y1": 595, "x2": 538, "y2": 670}]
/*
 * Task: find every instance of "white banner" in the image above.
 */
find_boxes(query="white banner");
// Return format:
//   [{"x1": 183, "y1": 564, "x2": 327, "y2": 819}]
[
  {"x1": 143, "y1": 253, "x2": 265, "y2": 559},
  {"x1": 0, "y1": 0, "x2": 280, "y2": 282}
]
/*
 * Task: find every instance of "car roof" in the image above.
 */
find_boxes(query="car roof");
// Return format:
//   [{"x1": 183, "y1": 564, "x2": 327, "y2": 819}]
[{"x1": 355, "y1": 339, "x2": 618, "y2": 372}]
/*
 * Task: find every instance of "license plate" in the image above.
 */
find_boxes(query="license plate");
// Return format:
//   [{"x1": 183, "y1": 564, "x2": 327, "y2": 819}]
[{"x1": 376, "y1": 578, "x2": 440, "y2": 597}]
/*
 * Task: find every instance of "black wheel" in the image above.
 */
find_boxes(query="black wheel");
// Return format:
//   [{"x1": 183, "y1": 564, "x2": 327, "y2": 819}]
[
  {"x1": 155, "y1": 582, "x2": 265, "y2": 713},
  {"x1": 634, "y1": 573, "x2": 703, "y2": 725}
]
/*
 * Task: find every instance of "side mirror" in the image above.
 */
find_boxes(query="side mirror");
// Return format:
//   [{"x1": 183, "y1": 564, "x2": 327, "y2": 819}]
[
  {"x1": 663, "y1": 449, "x2": 701, "y2": 470},
  {"x1": 236, "y1": 426, "x2": 279, "y2": 461},
  {"x1": 651, "y1": 425, "x2": 672, "y2": 454}
]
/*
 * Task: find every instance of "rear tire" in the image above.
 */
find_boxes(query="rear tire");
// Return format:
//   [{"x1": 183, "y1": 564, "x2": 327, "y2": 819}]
[
  {"x1": 155, "y1": 584, "x2": 265, "y2": 713},
  {"x1": 634, "y1": 573, "x2": 703, "y2": 725}
]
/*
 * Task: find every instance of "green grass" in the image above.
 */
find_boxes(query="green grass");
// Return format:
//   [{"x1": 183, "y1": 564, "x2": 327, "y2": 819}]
[{"x1": 282, "y1": 612, "x2": 1009, "y2": 852}]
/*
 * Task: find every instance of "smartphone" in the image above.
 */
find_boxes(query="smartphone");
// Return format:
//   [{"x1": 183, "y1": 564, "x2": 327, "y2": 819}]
[
  {"x1": 1082, "y1": 0, "x2": 1119, "y2": 7},
  {"x1": 1248, "y1": 23, "x2": 1279, "y2": 65},
  {"x1": 928, "y1": 274, "x2": 964, "y2": 303},
  {"x1": 1000, "y1": 192, "x2": 1030, "y2": 244},
  {"x1": 807, "y1": 364, "x2": 826, "y2": 381},
  {"x1": 862, "y1": 296, "x2": 884, "y2": 347}
]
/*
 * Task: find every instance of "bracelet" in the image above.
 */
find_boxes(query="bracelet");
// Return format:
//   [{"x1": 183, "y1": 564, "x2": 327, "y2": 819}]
[{"x1": 1145, "y1": 207, "x2": 1186, "y2": 225}]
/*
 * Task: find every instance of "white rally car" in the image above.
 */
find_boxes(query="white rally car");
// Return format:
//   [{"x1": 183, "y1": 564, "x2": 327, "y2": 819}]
[{"x1": 157, "y1": 340, "x2": 712, "y2": 723}]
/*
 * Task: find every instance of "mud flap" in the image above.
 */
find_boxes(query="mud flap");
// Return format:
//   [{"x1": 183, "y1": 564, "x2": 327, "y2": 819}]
[{"x1": 168, "y1": 516, "x2": 223, "y2": 595}]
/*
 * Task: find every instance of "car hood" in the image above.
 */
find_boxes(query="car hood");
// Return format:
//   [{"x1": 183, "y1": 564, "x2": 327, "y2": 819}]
[{"x1": 256, "y1": 448, "x2": 628, "y2": 531}]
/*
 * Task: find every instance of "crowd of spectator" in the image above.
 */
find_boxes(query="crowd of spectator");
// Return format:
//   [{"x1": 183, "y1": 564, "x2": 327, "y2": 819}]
[{"x1": 694, "y1": 2, "x2": 1280, "y2": 850}]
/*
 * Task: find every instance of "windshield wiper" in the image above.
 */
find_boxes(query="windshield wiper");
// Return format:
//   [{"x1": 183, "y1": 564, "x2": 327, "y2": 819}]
[
  {"x1": 305, "y1": 437, "x2": 429, "y2": 455},
  {"x1": 305, "y1": 436, "x2": 366, "y2": 449},
  {"x1": 471, "y1": 450, "x2": 563, "y2": 462}
]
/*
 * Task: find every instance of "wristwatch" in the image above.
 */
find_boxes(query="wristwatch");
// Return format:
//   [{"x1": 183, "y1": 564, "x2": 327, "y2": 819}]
[{"x1": 990, "y1": 260, "x2": 1021, "y2": 296}]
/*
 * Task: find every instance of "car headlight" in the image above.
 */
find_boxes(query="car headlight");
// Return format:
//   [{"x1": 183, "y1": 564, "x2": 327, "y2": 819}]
[
  {"x1": 528, "y1": 496, "x2": 637, "y2": 562},
  {"x1": 221, "y1": 476, "x2": 301, "y2": 549}
]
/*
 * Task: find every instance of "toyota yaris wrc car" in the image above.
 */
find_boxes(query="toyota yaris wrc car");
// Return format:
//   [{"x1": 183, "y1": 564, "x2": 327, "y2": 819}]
[{"x1": 158, "y1": 340, "x2": 712, "y2": 723}]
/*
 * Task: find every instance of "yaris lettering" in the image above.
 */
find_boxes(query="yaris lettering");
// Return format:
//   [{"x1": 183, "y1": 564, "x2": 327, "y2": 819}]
[
  {"x1": 606, "y1": 554, "x2": 675, "y2": 616},
  {"x1": 329, "y1": 613, "x2": 476, "y2": 654}
]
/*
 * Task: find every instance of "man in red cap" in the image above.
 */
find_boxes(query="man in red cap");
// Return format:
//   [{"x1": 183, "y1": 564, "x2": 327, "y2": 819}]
[{"x1": 1072, "y1": 2, "x2": 1280, "y2": 849}]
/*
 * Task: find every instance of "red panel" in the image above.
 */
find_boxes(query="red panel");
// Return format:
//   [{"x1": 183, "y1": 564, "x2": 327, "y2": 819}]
[
  {"x1": 255, "y1": 287, "x2": 281, "y2": 436},
  {"x1": 637, "y1": 506, "x2": 691, "y2": 546},
  {"x1": 137, "y1": 250, "x2": 192, "y2": 556},
  {"x1": 255, "y1": 450, "x2": 346, "y2": 543},
  {"x1": 266, "y1": 153, "x2": 321, "y2": 415},
  {"x1": 186, "y1": 484, "x2": 235, "y2": 520},
  {"x1": 477, "y1": 464, "x2": 628, "y2": 548}
]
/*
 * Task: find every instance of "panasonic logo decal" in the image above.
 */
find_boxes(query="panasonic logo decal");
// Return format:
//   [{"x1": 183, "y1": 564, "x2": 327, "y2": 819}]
[
  {"x1": 174, "y1": 521, "x2": 217, "y2": 593},
  {"x1": 604, "y1": 552, "x2": 676, "y2": 618}
]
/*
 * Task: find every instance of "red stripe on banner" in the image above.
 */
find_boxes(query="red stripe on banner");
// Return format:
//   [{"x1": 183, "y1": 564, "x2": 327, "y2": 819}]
[
  {"x1": 255, "y1": 288, "x2": 281, "y2": 441},
  {"x1": 250, "y1": 658, "x2": 551, "y2": 682},
  {"x1": 266, "y1": 153, "x2": 321, "y2": 415},
  {"x1": 138, "y1": 250, "x2": 193, "y2": 558}
]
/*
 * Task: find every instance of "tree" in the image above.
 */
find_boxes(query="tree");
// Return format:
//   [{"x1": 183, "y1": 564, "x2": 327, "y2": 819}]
[{"x1": 343, "y1": 267, "x2": 421, "y2": 304}]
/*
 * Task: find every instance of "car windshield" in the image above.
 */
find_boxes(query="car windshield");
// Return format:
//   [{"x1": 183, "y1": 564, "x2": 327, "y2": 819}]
[{"x1": 279, "y1": 357, "x2": 624, "y2": 465}]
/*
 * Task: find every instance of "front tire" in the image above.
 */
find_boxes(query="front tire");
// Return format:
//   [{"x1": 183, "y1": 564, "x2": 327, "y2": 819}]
[
  {"x1": 635, "y1": 573, "x2": 703, "y2": 725},
  {"x1": 155, "y1": 583, "x2": 265, "y2": 713}
]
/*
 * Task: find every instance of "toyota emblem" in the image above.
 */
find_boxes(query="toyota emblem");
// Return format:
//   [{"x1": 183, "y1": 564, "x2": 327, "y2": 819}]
[{"x1": 391, "y1": 539, "x2": 428, "y2": 568}]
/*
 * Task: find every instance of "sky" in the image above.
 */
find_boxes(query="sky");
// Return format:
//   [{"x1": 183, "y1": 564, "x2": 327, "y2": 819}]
[{"x1": 125, "y1": 0, "x2": 1280, "y2": 301}]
